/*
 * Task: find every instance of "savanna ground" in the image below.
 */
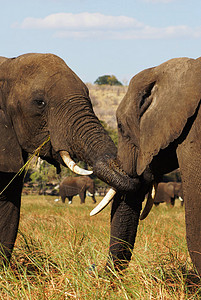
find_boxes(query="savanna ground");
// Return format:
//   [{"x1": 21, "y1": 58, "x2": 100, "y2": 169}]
[{"x1": 0, "y1": 195, "x2": 200, "y2": 299}]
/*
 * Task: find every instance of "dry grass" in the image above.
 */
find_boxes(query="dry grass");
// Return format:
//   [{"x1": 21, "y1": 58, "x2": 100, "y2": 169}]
[
  {"x1": 0, "y1": 195, "x2": 200, "y2": 299},
  {"x1": 87, "y1": 83, "x2": 128, "y2": 128}
]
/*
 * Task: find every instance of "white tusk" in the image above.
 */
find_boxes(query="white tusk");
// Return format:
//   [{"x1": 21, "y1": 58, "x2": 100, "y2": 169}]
[
  {"x1": 90, "y1": 188, "x2": 116, "y2": 216},
  {"x1": 60, "y1": 151, "x2": 93, "y2": 176},
  {"x1": 140, "y1": 183, "x2": 157, "y2": 220}
]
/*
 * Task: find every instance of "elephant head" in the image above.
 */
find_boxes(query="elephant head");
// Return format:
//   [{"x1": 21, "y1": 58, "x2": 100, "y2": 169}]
[
  {"x1": 0, "y1": 53, "x2": 134, "y2": 261},
  {"x1": 0, "y1": 53, "x2": 135, "y2": 190},
  {"x1": 92, "y1": 57, "x2": 201, "y2": 275}
]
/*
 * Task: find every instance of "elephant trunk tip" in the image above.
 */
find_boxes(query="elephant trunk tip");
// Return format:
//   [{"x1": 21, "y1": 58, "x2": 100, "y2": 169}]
[{"x1": 93, "y1": 158, "x2": 140, "y2": 193}]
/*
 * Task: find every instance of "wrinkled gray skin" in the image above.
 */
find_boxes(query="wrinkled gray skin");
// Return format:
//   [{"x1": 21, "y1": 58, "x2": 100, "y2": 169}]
[
  {"x1": 154, "y1": 182, "x2": 183, "y2": 206},
  {"x1": 59, "y1": 176, "x2": 96, "y2": 204},
  {"x1": 109, "y1": 57, "x2": 201, "y2": 275},
  {"x1": 0, "y1": 53, "x2": 134, "y2": 263}
]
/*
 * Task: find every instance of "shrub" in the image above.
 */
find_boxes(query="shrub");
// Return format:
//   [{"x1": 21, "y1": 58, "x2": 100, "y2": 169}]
[{"x1": 94, "y1": 75, "x2": 122, "y2": 86}]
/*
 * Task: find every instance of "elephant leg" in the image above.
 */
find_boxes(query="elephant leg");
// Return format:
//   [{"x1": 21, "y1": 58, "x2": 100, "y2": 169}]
[
  {"x1": 92, "y1": 195, "x2": 96, "y2": 204},
  {"x1": 61, "y1": 196, "x2": 66, "y2": 203},
  {"x1": 79, "y1": 191, "x2": 86, "y2": 204},
  {"x1": 165, "y1": 197, "x2": 170, "y2": 205},
  {"x1": 180, "y1": 199, "x2": 184, "y2": 207},
  {"x1": 67, "y1": 196, "x2": 73, "y2": 204},
  {"x1": 170, "y1": 197, "x2": 175, "y2": 206},
  {"x1": 177, "y1": 116, "x2": 201, "y2": 275},
  {"x1": 106, "y1": 192, "x2": 143, "y2": 271},
  {"x1": 0, "y1": 172, "x2": 23, "y2": 263}
]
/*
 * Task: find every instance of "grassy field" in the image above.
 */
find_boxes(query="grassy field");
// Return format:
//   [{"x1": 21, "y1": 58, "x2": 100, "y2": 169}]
[{"x1": 0, "y1": 195, "x2": 200, "y2": 299}]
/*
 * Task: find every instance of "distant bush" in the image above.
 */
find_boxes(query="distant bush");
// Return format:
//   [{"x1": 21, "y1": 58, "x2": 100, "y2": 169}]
[{"x1": 94, "y1": 75, "x2": 123, "y2": 86}]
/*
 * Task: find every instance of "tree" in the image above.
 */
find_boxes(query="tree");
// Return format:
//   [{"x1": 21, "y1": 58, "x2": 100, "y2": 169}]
[{"x1": 94, "y1": 75, "x2": 122, "y2": 86}]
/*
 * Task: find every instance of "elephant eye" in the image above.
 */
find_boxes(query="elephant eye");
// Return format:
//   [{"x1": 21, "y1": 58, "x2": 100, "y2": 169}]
[
  {"x1": 34, "y1": 99, "x2": 46, "y2": 109},
  {"x1": 118, "y1": 123, "x2": 123, "y2": 134}
]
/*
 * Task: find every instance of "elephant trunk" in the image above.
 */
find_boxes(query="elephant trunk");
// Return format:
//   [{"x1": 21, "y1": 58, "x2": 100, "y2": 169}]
[
  {"x1": 92, "y1": 155, "x2": 139, "y2": 192},
  {"x1": 49, "y1": 97, "x2": 136, "y2": 192},
  {"x1": 106, "y1": 191, "x2": 143, "y2": 271},
  {"x1": 105, "y1": 175, "x2": 151, "y2": 270}
]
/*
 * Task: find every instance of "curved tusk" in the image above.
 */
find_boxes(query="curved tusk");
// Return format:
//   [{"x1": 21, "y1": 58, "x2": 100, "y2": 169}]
[
  {"x1": 60, "y1": 151, "x2": 93, "y2": 176},
  {"x1": 140, "y1": 183, "x2": 157, "y2": 220},
  {"x1": 90, "y1": 188, "x2": 116, "y2": 216}
]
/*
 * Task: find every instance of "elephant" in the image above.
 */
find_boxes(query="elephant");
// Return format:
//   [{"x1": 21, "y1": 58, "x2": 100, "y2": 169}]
[
  {"x1": 0, "y1": 53, "x2": 134, "y2": 263},
  {"x1": 153, "y1": 182, "x2": 183, "y2": 206},
  {"x1": 59, "y1": 176, "x2": 96, "y2": 204},
  {"x1": 91, "y1": 57, "x2": 201, "y2": 276}
]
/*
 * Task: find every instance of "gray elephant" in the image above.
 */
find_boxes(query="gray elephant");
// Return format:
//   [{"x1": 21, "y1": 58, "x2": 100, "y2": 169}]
[
  {"x1": 154, "y1": 182, "x2": 183, "y2": 206},
  {"x1": 92, "y1": 57, "x2": 201, "y2": 275},
  {"x1": 0, "y1": 53, "x2": 134, "y2": 263},
  {"x1": 59, "y1": 176, "x2": 96, "y2": 204}
]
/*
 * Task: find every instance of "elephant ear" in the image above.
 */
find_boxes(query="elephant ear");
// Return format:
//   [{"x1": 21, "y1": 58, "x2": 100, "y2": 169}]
[
  {"x1": 0, "y1": 83, "x2": 24, "y2": 173},
  {"x1": 137, "y1": 57, "x2": 201, "y2": 175}
]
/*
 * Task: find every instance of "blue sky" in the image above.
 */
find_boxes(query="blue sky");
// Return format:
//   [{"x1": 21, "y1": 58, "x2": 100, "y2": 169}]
[{"x1": 1, "y1": 0, "x2": 201, "y2": 83}]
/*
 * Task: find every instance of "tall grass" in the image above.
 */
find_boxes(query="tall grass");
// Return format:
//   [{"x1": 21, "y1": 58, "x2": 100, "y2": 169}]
[{"x1": 0, "y1": 195, "x2": 200, "y2": 299}]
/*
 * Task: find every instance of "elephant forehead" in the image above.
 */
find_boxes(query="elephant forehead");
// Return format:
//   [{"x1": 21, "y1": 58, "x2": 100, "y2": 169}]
[
  {"x1": 156, "y1": 57, "x2": 192, "y2": 72},
  {"x1": 45, "y1": 71, "x2": 88, "y2": 97},
  {"x1": 8, "y1": 53, "x2": 83, "y2": 84},
  {"x1": 117, "y1": 94, "x2": 135, "y2": 121},
  {"x1": 14, "y1": 53, "x2": 66, "y2": 70},
  {"x1": 6, "y1": 54, "x2": 88, "y2": 98}
]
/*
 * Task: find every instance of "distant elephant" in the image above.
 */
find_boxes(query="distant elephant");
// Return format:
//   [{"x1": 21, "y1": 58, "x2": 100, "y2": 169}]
[
  {"x1": 59, "y1": 176, "x2": 96, "y2": 204},
  {"x1": 92, "y1": 57, "x2": 201, "y2": 275},
  {"x1": 154, "y1": 182, "x2": 183, "y2": 206},
  {"x1": 0, "y1": 53, "x2": 134, "y2": 263}
]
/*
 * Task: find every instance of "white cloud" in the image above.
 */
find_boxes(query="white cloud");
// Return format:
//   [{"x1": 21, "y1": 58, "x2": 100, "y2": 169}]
[
  {"x1": 16, "y1": 12, "x2": 201, "y2": 40},
  {"x1": 20, "y1": 13, "x2": 143, "y2": 30}
]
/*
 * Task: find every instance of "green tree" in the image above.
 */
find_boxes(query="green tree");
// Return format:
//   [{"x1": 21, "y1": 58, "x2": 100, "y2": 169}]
[{"x1": 94, "y1": 75, "x2": 122, "y2": 86}]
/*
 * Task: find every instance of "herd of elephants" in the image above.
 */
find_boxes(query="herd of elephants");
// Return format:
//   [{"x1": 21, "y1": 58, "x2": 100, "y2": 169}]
[
  {"x1": 56, "y1": 175, "x2": 183, "y2": 207},
  {"x1": 0, "y1": 53, "x2": 200, "y2": 277}
]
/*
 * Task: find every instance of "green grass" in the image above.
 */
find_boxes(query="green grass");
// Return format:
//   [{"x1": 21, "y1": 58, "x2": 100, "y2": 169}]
[{"x1": 0, "y1": 195, "x2": 200, "y2": 299}]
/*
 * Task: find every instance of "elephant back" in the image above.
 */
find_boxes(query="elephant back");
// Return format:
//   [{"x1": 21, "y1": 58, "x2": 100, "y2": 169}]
[{"x1": 59, "y1": 176, "x2": 85, "y2": 197}]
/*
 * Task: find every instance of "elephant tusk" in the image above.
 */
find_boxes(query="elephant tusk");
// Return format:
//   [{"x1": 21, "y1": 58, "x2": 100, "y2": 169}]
[
  {"x1": 90, "y1": 188, "x2": 116, "y2": 216},
  {"x1": 140, "y1": 183, "x2": 157, "y2": 220},
  {"x1": 60, "y1": 151, "x2": 93, "y2": 176}
]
